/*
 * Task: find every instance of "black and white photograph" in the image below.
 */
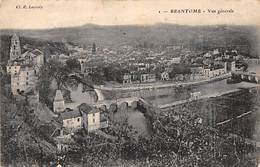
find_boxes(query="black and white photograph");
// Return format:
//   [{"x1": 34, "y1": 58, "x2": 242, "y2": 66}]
[{"x1": 0, "y1": 0, "x2": 260, "y2": 166}]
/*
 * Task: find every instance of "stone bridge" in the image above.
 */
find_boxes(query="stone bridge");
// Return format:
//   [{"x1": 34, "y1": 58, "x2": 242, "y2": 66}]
[
  {"x1": 231, "y1": 71, "x2": 260, "y2": 84},
  {"x1": 93, "y1": 97, "x2": 140, "y2": 109}
]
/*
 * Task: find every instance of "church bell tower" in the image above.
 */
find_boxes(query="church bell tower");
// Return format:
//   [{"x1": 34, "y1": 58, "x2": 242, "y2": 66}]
[{"x1": 10, "y1": 34, "x2": 21, "y2": 60}]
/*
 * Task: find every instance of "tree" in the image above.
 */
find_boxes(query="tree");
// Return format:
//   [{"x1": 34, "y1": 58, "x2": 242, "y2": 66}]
[
  {"x1": 48, "y1": 59, "x2": 71, "y2": 90},
  {"x1": 37, "y1": 65, "x2": 53, "y2": 108},
  {"x1": 65, "y1": 58, "x2": 80, "y2": 72},
  {"x1": 0, "y1": 71, "x2": 11, "y2": 97}
]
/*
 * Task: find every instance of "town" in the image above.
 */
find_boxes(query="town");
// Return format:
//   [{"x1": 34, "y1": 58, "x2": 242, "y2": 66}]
[{"x1": 1, "y1": 32, "x2": 260, "y2": 167}]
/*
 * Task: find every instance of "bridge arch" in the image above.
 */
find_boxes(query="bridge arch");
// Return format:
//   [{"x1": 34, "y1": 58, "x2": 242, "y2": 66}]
[
  {"x1": 94, "y1": 88, "x2": 105, "y2": 101},
  {"x1": 108, "y1": 103, "x2": 118, "y2": 113},
  {"x1": 118, "y1": 102, "x2": 129, "y2": 111},
  {"x1": 130, "y1": 101, "x2": 138, "y2": 109}
]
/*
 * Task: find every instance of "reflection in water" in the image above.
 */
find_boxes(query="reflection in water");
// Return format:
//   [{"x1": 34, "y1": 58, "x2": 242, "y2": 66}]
[
  {"x1": 145, "y1": 79, "x2": 260, "y2": 140},
  {"x1": 113, "y1": 107, "x2": 152, "y2": 138}
]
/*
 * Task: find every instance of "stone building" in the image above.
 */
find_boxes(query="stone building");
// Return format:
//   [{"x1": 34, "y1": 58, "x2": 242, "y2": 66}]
[
  {"x1": 123, "y1": 74, "x2": 132, "y2": 85},
  {"x1": 58, "y1": 103, "x2": 108, "y2": 132},
  {"x1": 161, "y1": 72, "x2": 169, "y2": 81},
  {"x1": 140, "y1": 73, "x2": 156, "y2": 83},
  {"x1": 10, "y1": 65, "x2": 37, "y2": 94},
  {"x1": 231, "y1": 61, "x2": 236, "y2": 71},
  {"x1": 203, "y1": 67, "x2": 226, "y2": 78},
  {"x1": 6, "y1": 34, "x2": 44, "y2": 95},
  {"x1": 78, "y1": 103, "x2": 102, "y2": 132},
  {"x1": 60, "y1": 108, "x2": 83, "y2": 131}
]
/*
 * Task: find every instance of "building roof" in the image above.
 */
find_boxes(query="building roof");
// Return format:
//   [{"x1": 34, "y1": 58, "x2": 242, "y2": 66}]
[
  {"x1": 12, "y1": 33, "x2": 19, "y2": 40},
  {"x1": 77, "y1": 103, "x2": 100, "y2": 114},
  {"x1": 31, "y1": 49, "x2": 43, "y2": 56},
  {"x1": 60, "y1": 109, "x2": 82, "y2": 120},
  {"x1": 54, "y1": 90, "x2": 64, "y2": 102},
  {"x1": 21, "y1": 49, "x2": 43, "y2": 59}
]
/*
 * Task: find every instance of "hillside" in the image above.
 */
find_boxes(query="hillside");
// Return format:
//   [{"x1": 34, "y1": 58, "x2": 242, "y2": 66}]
[{"x1": 0, "y1": 24, "x2": 259, "y2": 62}]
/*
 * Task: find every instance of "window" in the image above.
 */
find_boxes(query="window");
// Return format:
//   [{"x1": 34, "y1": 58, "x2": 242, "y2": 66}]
[
  {"x1": 93, "y1": 118, "x2": 95, "y2": 123},
  {"x1": 27, "y1": 72, "x2": 29, "y2": 75},
  {"x1": 77, "y1": 118, "x2": 80, "y2": 122},
  {"x1": 26, "y1": 82, "x2": 28, "y2": 85},
  {"x1": 17, "y1": 83, "x2": 19, "y2": 85},
  {"x1": 66, "y1": 120, "x2": 72, "y2": 124},
  {"x1": 26, "y1": 77, "x2": 28, "y2": 80},
  {"x1": 93, "y1": 113, "x2": 95, "y2": 117}
]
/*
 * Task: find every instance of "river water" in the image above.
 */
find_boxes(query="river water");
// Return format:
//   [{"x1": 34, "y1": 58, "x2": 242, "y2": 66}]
[{"x1": 145, "y1": 79, "x2": 260, "y2": 139}]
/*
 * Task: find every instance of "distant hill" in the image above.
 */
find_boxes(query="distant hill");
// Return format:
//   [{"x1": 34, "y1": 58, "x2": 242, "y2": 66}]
[{"x1": 0, "y1": 24, "x2": 259, "y2": 61}]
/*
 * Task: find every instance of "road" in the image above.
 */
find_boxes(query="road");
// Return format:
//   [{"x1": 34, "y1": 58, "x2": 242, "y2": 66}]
[{"x1": 94, "y1": 73, "x2": 232, "y2": 91}]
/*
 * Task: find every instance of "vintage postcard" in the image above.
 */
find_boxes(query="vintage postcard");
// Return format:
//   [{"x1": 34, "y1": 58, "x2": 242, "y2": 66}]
[{"x1": 0, "y1": 0, "x2": 260, "y2": 166}]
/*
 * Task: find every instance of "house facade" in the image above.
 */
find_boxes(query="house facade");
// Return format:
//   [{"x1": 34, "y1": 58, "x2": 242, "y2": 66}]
[
  {"x1": 141, "y1": 74, "x2": 156, "y2": 83},
  {"x1": 161, "y1": 72, "x2": 169, "y2": 81},
  {"x1": 87, "y1": 110, "x2": 101, "y2": 131},
  {"x1": 60, "y1": 109, "x2": 83, "y2": 130},
  {"x1": 10, "y1": 66, "x2": 37, "y2": 94},
  {"x1": 123, "y1": 74, "x2": 132, "y2": 85}
]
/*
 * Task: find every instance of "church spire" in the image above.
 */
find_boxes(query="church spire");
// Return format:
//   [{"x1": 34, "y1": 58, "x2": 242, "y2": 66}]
[{"x1": 92, "y1": 42, "x2": 96, "y2": 55}]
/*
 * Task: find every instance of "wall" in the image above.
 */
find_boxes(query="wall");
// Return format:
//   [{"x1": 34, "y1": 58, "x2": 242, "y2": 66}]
[
  {"x1": 54, "y1": 100, "x2": 65, "y2": 113},
  {"x1": 63, "y1": 116, "x2": 83, "y2": 130},
  {"x1": 6, "y1": 64, "x2": 21, "y2": 75},
  {"x1": 88, "y1": 112, "x2": 100, "y2": 131},
  {"x1": 11, "y1": 68, "x2": 37, "y2": 94}
]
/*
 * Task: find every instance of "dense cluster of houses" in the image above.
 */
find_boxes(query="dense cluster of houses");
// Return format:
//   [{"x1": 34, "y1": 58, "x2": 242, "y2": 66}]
[
  {"x1": 44, "y1": 40, "x2": 241, "y2": 87},
  {"x1": 121, "y1": 61, "x2": 235, "y2": 85},
  {"x1": 121, "y1": 49, "x2": 237, "y2": 85}
]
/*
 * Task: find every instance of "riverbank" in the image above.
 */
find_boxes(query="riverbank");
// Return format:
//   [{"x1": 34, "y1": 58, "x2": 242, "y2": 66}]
[
  {"x1": 95, "y1": 73, "x2": 232, "y2": 91},
  {"x1": 148, "y1": 80, "x2": 260, "y2": 109}
]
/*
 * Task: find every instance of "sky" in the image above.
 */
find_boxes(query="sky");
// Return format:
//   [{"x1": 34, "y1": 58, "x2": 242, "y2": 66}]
[{"x1": 0, "y1": 0, "x2": 260, "y2": 29}]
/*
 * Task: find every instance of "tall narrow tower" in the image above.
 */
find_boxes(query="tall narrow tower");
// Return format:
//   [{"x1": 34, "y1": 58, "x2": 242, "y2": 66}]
[
  {"x1": 224, "y1": 62, "x2": 228, "y2": 73},
  {"x1": 53, "y1": 90, "x2": 65, "y2": 113},
  {"x1": 10, "y1": 34, "x2": 21, "y2": 60},
  {"x1": 92, "y1": 42, "x2": 96, "y2": 55}
]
